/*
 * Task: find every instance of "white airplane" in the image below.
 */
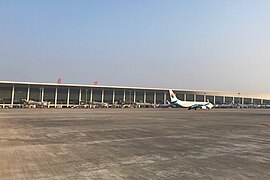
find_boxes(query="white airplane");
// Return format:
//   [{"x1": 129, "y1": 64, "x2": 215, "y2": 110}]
[
  {"x1": 168, "y1": 89, "x2": 214, "y2": 110},
  {"x1": 215, "y1": 101, "x2": 236, "y2": 108},
  {"x1": 22, "y1": 99, "x2": 50, "y2": 107},
  {"x1": 90, "y1": 101, "x2": 109, "y2": 108}
]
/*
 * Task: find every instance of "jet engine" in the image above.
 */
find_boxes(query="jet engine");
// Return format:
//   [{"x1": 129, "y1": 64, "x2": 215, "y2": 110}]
[{"x1": 201, "y1": 106, "x2": 207, "y2": 110}]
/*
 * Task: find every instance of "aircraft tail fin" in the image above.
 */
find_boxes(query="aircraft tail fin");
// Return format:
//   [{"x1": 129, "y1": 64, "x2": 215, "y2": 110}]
[{"x1": 169, "y1": 89, "x2": 179, "y2": 102}]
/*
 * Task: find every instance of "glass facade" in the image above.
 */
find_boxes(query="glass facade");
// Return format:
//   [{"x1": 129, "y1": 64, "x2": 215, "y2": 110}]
[
  {"x1": 70, "y1": 88, "x2": 80, "y2": 104},
  {"x1": 14, "y1": 86, "x2": 28, "y2": 104},
  {"x1": 156, "y1": 91, "x2": 164, "y2": 104},
  {"x1": 175, "y1": 92, "x2": 184, "y2": 101},
  {"x1": 196, "y1": 95, "x2": 204, "y2": 102},
  {"x1": 92, "y1": 89, "x2": 102, "y2": 102},
  {"x1": 253, "y1": 99, "x2": 261, "y2": 104},
  {"x1": 44, "y1": 88, "x2": 56, "y2": 104},
  {"x1": 234, "y1": 97, "x2": 242, "y2": 104},
  {"x1": 0, "y1": 85, "x2": 12, "y2": 104},
  {"x1": 244, "y1": 98, "x2": 251, "y2": 104},
  {"x1": 30, "y1": 87, "x2": 42, "y2": 102},
  {"x1": 125, "y1": 90, "x2": 134, "y2": 103},
  {"x1": 104, "y1": 89, "x2": 113, "y2": 103},
  {"x1": 186, "y1": 94, "x2": 194, "y2": 101},
  {"x1": 43, "y1": 87, "x2": 55, "y2": 103},
  {"x1": 81, "y1": 89, "x2": 90, "y2": 104},
  {"x1": 215, "y1": 96, "x2": 223, "y2": 104},
  {"x1": 57, "y1": 88, "x2": 68, "y2": 104},
  {"x1": 114, "y1": 90, "x2": 124, "y2": 103},
  {"x1": 135, "y1": 90, "x2": 144, "y2": 103},
  {"x1": 0, "y1": 83, "x2": 269, "y2": 107},
  {"x1": 225, "y1": 97, "x2": 233, "y2": 103},
  {"x1": 206, "y1": 96, "x2": 214, "y2": 104},
  {"x1": 146, "y1": 91, "x2": 154, "y2": 103}
]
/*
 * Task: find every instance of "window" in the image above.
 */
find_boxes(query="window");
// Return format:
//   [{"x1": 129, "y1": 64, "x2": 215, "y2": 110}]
[
  {"x1": 43, "y1": 87, "x2": 55, "y2": 103},
  {"x1": 104, "y1": 89, "x2": 113, "y2": 103},
  {"x1": 156, "y1": 92, "x2": 164, "y2": 104},
  {"x1": 57, "y1": 88, "x2": 68, "y2": 104},
  {"x1": 70, "y1": 88, "x2": 79, "y2": 104},
  {"x1": 135, "y1": 91, "x2": 144, "y2": 103},
  {"x1": 196, "y1": 95, "x2": 204, "y2": 102},
  {"x1": 14, "y1": 86, "x2": 27, "y2": 104},
  {"x1": 146, "y1": 91, "x2": 154, "y2": 103},
  {"x1": 0, "y1": 85, "x2": 12, "y2": 104},
  {"x1": 225, "y1": 97, "x2": 233, "y2": 103},
  {"x1": 186, "y1": 94, "x2": 194, "y2": 101},
  {"x1": 92, "y1": 89, "x2": 102, "y2": 102},
  {"x1": 29, "y1": 87, "x2": 43, "y2": 102}
]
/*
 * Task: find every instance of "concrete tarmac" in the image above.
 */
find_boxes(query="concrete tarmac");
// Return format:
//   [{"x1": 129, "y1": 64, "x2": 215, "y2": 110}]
[{"x1": 0, "y1": 109, "x2": 269, "y2": 179}]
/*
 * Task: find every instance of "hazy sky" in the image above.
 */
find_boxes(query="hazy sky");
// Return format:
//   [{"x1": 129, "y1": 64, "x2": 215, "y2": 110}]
[{"x1": 1, "y1": 0, "x2": 270, "y2": 93}]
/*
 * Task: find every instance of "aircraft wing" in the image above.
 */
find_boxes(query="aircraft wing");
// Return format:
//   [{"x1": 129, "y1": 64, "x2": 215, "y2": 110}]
[
  {"x1": 191, "y1": 103, "x2": 208, "y2": 108},
  {"x1": 191, "y1": 104, "x2": 203, "y2": 108}
]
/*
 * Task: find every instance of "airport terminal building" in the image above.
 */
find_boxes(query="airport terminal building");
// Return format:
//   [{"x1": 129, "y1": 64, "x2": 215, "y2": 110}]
[{"x1": 1, "y1": 81, "x2": 270, "y2": 108}]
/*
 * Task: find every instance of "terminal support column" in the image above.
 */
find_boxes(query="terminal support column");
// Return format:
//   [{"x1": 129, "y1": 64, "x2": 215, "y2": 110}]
[
  {"x1": 242, "y1": 98, "x2": 244, "y2": 105},
  {"x1": 85, "y1": 90, "x2": 88, "y2": 105},
  {"x1": 67, "y1": 88, "x2": 70, "y2": 107},
  {"x1": 194, "y1": 94, "x2": 196, "y2": 102},
  {"x1": 27, "y1": 86, "x2": 30, "y2": 101},
  {"x1": 184, "y1": 94, "x2": 187, "y2": 101},
  {"x1": 213, "y1": 96, "x2": 216, "y2": 104},
  {"x1": 101, "y1": 90, "x2": 104, "y2": 103},
  {"x1": 163, "y1": 92, "x2": 167, "y2": 104},
  {"x1": 134, "y1": 91, "x2": 136, "y2": 103},
  {"x1": 123, "y1": 90, "x2": 126, "y2": 102},
  {"x1": 144, "y1": 91, "x2": 146, "y2": 103},
  {"x1": 90, "y1": 89, "x2": 93, "y2": 103},
  {"x1": 112, "y1": 90, "x2": 115, "y2": 103},
  {"x1": 79, "y1": 88, "x2": 82, "y2": 105},
  {"x1": 204, "y1": 94, "x2": 206, "y2": 102},
  {"x1": 154, "y1": 92, "x2": 157, "y2": 106},
  {"x1": 261, "y1": 99, "x2": 263, "y2": 104},
  {"x1": 11, "y1": 85, "x2": 15, "y2": 107},
  {"x1": 54, "y1": 87, "x2": 58, "y2": 107},
  {"x1": 251, "y1": 98, "x2": 254, "y2": 104},
  {"x1": 223, "y1": 96, "x2": 226, "y2": 103},
  {"x1": 41, "y1": 88, "x2": 44, "y2": 102}
]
